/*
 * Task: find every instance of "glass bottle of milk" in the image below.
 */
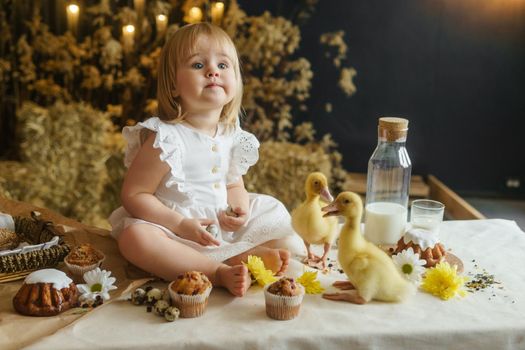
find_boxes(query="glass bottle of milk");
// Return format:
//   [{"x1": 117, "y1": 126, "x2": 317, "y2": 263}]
[{"x1": 364, "y1": 117, "x2": 411, "y2": 245}]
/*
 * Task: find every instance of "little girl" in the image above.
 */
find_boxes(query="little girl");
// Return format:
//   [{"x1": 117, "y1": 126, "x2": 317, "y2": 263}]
[{"x1": 109, "y1": 23, "x2": 302, "y2": 297}]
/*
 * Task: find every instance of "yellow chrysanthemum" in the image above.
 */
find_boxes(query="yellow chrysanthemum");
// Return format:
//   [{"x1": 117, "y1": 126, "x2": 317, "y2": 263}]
[
  {"x1": 297, "y1": 271, "x2": 324, "y2": 294},
  {"x1": 243, "y1": 255, "x2": 278, "y2": 287},
  {"x1": 421, "y1": 262, "x2": 468, "y2": 300}
]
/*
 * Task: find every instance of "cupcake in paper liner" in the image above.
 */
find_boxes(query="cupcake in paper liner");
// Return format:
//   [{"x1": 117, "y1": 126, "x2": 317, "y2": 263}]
[
  {"x1": 168, "y1": 271, "x2": 212, "y2": 318},
  {"x1": 64, "y1": 243, "x2": 105, "y2": 277},
  {"x1": 264, "y1": 277, "x2": 305, "y2": 320}
]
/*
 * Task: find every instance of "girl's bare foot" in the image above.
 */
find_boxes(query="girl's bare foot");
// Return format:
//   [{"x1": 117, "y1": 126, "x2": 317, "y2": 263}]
[
  {"x1": 215, "y1": 264, "x2": 250, "y2": 297},
  {"x1": 226, "y1": 246, "x2": 290, "y2": 276},
  {"x1": 274, "y1": 249, "x2": 290, "y2": 275}
]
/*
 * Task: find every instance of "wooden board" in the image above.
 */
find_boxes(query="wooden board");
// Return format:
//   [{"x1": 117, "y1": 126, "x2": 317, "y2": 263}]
[
  {"x1": 345, "y1": 173, "x2": 484, "y2": 220},
  {"x1": 346, "y1": 172, "x2": 430, "y2": 198},
  {"x1": 427, "y1": 175, "x2": 485, "y2": 220},
  {"x1": 0, "y1": 270, "x2": 33, "y2": 283}
]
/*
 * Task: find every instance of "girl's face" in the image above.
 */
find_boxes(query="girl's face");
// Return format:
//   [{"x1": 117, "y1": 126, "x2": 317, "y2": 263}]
[{"x1": 175, "y1": 35, "x2": 237, "y2": 116}]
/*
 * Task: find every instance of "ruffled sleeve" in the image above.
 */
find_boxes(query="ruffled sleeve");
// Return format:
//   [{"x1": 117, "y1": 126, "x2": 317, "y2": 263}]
[
  {"x1": 122, "y1": 117, "x2": 160, "y2": 168},
  {"x1": 226, "y1": 127, "x2": 260, "y2": 184},
  {"x1": 122, "y1": 117, "x2": 186, "y2": 192}
]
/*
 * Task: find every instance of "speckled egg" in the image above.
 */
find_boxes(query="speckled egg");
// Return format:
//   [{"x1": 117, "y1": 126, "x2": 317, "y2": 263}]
[
  {"x1": 80, "y1": 296, "x2": 95, "y2": 308},
  {"x1": 164, "y1": 306, "x2": 180, "y2": 322},
  {"x1": 131, "y1": 288, "x2": 146, "y2": 305},
  {"x1": 206, "y1": 224, "x2": 219, "y2": 238},
  {"x1": 225, "y1": 206, "x2": 239, "y2": 217},
  {"x1": 146, "y1": 288, "x2": 163, "y2": 304},
  {"x1": 154, "y1": 300, "x2": 170, "y2": 316}
]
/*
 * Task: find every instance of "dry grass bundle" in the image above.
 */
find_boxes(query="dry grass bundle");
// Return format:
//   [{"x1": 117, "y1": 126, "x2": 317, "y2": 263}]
[
  {"x1": 0, "y1": 101, "x2": 124, "y2": 228},
  {"x1": 244, "y1": 141, "x2": 333, "y2": 210}
]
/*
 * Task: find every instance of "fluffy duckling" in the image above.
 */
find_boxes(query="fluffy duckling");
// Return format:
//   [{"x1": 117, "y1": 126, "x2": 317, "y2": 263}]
[
  {"x1": 291, "y1": 172, "x2": 339, "y2": 268},
  {"x1": 321, "y1": 192, "x2": 415, "y2": 304}
]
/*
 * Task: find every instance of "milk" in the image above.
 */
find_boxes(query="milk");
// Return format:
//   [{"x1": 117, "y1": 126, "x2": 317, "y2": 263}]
[
  {"x1": 364, "y1": 202, "x2": 407, "y2": 245},
  {"x1": 411, "y1": 216, "x2": 441, "y2": 232}
]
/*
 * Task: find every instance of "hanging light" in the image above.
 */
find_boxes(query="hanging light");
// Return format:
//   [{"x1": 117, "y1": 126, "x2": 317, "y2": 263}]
[
  {"x1": 187, "y1": 6, "x2": 203, "y2": 23},
  {"x1": 66, "y1": 3, "x2": 80, "y2": 38},
  {"x1": 156, "y1": 14, "x2": 168, "y2": 36},
  {"x1": 211, "y1": 2, "x2": 225, "y2": 24},
  {"x1": 122, "y1": 24, "x2": 135, "y2": 52}
]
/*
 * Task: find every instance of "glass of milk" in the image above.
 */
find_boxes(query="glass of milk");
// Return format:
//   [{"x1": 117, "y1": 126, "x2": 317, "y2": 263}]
[
  {"x1": 364, "y1": 202, "x2": 407, "y2": 245},
  {"x1": 410, "y1": 199, "x2": 445, "y2": 233}
]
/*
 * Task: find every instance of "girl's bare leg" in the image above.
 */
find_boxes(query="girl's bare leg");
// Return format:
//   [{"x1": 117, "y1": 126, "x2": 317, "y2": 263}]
[
  {"x1": 225, "y1": 239, "x2": 291, "y2": 275},
  {"x1": 118, "y1": 224, "x2": 250, "y2": 296}
]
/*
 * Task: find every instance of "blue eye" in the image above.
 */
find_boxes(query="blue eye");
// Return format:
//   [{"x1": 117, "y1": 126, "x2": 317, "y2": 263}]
[
  {"x1": 192, "y1": 62, "x2": 204, "y2": 69},
  {"x1": 218, "y1": 63, "x2": 228, "y2": 69}
]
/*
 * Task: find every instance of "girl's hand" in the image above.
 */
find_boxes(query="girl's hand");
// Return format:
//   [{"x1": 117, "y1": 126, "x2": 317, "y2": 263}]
[
  {"x1": 218, "y1": 207, "x2": 248, "y2": 232},
  {"x1": 176, "y1": 218, "x2": 221, "y2": 246}
]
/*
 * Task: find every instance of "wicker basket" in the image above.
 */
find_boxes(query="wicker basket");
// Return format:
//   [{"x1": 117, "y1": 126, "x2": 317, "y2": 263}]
[{"x1": 0, "y1": 211, "x2": 70, "y2": 282}]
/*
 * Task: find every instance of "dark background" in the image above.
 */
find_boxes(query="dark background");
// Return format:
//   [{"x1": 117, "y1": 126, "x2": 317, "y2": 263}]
[{"x1": 240, "y1": 0, "x2": 525, "y2": 198}]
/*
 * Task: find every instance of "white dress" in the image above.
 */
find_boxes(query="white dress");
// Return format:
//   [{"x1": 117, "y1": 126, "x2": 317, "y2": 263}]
[{"x1": 108, "y1": 117, "x2": 297, "y2": 262}]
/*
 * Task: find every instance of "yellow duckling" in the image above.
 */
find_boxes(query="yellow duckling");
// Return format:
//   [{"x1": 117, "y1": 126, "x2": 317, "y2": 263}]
[
  {"x1": 321, "y1": 192, "x2": 415, "y2": 304},
  {"x1": 291, "y1": 172, "x2": 339, "y2": 268}
]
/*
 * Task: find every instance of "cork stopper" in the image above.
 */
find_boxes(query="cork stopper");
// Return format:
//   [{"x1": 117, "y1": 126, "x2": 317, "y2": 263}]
[{"x1": 378, "y1": 117, "x2": 409, "y2": 141}]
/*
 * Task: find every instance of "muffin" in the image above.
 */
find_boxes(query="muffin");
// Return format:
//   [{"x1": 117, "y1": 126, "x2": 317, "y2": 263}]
[
  {"x1": 394, "y1": 228, "x2": 446, "y2": 268},
  {"x1": 13, "y1": 269, "x2": 79, "y2": 316},
  {"x1": 64, "y1": 243, "x2": 105, "y2": 277},
  {"x1": 264, "y1": 277, "x2": 305, "y2": 320},
  {"x1": 168, "y1": 271, "x2": 212, "y2": 318}
]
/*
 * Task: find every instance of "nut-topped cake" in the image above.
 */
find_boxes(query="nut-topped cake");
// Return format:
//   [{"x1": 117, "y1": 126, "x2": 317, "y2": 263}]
[
  {"x1": 169, "y1": 271, "x2": 212, "y2": 318},
  {"x1": 64, "y1": 243, "x2": 105, "y2": 276},
  {"x1": 264, "y1": 277, "x2": 305, "y2": 320}
]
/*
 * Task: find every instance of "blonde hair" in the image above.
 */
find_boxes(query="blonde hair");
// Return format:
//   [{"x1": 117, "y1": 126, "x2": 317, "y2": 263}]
[{"x1": 157, "y1": 23, "x2": 243, "y2": 127}]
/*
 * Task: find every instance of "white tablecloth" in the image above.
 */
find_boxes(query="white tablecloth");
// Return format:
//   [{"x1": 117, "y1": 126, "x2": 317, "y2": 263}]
[{"x1": 25, "y1": 219, "x2": 525, "y2": 350}]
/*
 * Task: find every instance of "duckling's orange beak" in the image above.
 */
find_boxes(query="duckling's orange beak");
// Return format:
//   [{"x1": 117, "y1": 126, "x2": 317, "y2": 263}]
[
  {"x1": 320, "y1": 187, "x2": 334, "y2": 203},
  {"x1": 321, "y1": 201, "x2": 340, "y2": 217}
]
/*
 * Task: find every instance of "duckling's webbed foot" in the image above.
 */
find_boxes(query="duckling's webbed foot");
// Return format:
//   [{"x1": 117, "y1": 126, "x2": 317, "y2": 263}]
[
  {"x1": 320, "y1": 242, "x2": 331, "y2": 269},
  {"x1": 304, "y1": 258, "x2": 323, "y2": 270},
  {"x1": 332, "y1": 280, "x2": 355, "y2": 290},
  {"x1": 304, "y1": 241, "x2": 321, "y2": 263},
  {"x1": 322, "y1": 291, "x2": 366, "y2": 304},
  {"x1": 307, "y1": 253, "x2": 321, "y2": 262}
]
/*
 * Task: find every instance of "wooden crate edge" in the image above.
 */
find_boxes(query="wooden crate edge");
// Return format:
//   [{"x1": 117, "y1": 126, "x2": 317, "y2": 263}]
[{"x1": 427, "y1": 175, "x2": 486, "y2": 220}]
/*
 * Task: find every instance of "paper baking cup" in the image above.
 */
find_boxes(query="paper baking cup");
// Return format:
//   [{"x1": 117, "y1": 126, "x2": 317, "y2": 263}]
[
  {"x1": 264, "y1": 284, "x2": 305, "y2": 320},
  {"x1": 168, "y1": 283, "x2": 212, "y2": 318},
  {"x1": 64, "y1": 254, "x2": 105, "y2": 277}
]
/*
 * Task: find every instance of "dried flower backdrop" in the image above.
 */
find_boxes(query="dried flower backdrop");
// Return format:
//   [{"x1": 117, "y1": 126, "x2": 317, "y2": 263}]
[{"x1": 0, "y1": 0, "x2": 357, "y2": 226}]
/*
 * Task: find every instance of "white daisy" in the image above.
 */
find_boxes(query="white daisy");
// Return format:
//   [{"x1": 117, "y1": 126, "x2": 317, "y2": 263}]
[
  {"x1": 77, "y1": 267, "x2": 117, "y2": 301},
  {"x1": 392, "y1": 247, "x2": 426, "y2": 284}
]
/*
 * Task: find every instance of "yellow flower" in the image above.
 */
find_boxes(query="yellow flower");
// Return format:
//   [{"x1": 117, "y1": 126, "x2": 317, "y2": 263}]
[
  {"x1": 297, "y1": 271, "x2": 324, "y2": 294},
  {"x1": 421, "y1": 262, "x2": 468, "y2": 300},
  {"x1": 243, "y1": 255, "x2": 278, "y2": 287}
]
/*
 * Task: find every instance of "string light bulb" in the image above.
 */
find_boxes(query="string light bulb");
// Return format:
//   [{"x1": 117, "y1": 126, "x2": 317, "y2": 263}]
[
  {"x1": 67, "y1": 4, "x2": 79, "y2": 14},
  {"x1": 124, "y1": 25, "x2": 135, "y2": 34},
  {"x1": 188, "y1": 6, "x2": 203, "y2": 23}
]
